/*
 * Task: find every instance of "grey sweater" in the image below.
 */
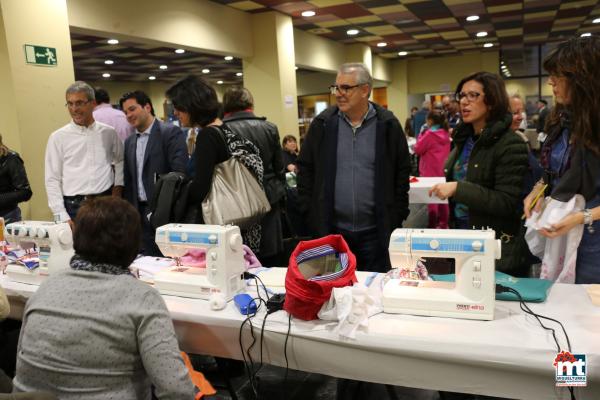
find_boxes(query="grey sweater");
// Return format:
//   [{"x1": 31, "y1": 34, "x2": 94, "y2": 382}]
[{"x1": 13, "y1": 269, "x2": 194, "y2": 399}]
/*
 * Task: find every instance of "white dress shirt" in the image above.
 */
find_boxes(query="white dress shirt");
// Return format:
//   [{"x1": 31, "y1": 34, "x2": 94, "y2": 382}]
[{"x1": 45, "y1": 120, "x2": 124, "y2": 222}]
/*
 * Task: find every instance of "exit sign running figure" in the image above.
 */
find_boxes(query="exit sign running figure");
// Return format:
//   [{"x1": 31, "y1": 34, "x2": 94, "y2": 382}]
[{"x1": 24, "y1": 44, "x2": 57, "y2": 66}]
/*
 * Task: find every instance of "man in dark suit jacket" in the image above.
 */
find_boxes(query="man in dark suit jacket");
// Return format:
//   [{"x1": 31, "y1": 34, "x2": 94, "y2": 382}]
[{"x1": 120, "y1": 91, "x2": 188, "y2": 256}]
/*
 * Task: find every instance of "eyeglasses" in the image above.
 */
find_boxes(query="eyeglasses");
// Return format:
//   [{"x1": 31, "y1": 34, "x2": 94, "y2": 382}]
[
  {"x1": 65, "y1": 100, "x2": 91, "y2": 108},
  {"x1": 455, "y1": 91, "x2": 482, "y2": 102},
  {"x1": 329, "y1": 84, "x2": 363, "y2": 95}
]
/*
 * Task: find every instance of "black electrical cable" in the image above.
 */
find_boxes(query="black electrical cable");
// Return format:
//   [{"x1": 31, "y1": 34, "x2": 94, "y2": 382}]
[
  {"x1": 497, "y1": 284, "x2": 576, "y2": 400},
  {"x1": 283, "y1": 313, "x2": 292, "y2": 384},
  {"x1": 237, "y1": 297, "x2": 266, "y2": 399}
]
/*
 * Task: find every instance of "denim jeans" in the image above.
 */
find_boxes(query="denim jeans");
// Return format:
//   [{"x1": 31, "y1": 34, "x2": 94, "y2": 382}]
[{"x1": 576, "y1": 196, "x2": 600, "y2": 283}]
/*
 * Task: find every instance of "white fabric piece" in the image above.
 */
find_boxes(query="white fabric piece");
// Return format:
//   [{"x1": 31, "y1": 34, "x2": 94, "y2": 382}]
[
  {"x1": 525, "y1": 195, "x2": 585, "y2": 283},
  {"x1": 318, "y1": 283, "x2": 383, "y2": 339},
  {"x1": 45, "y1": 121, "x2": 124, "y2": 221}
]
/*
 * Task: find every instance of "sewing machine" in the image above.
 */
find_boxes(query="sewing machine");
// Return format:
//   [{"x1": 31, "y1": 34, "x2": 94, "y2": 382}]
[
  {"x1": 3, "y1": 221, "x2": 74, "y2": 285},
  {"x1": 382, "y1": 228, "x2": 500, "y2": 320},
  {"x1": 153, "y1": 224, "x2": 246, "y2": 300}
]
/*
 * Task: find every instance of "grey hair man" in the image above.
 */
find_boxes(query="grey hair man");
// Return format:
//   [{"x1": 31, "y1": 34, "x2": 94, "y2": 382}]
[
  {"x1": 297, "y1": 63, "x2": 410, "y2": 272},
  {"x1": 45, "y1": 81, "x2": 124, "y2": 227}
]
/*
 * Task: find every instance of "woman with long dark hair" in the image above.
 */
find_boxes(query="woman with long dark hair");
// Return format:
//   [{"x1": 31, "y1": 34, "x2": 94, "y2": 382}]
[{"x1": 524, "y1": 36, "x2": 600, "y2": 284}]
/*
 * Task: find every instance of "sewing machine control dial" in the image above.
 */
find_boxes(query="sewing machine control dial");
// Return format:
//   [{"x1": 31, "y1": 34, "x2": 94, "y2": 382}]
[
  {"x1": 472, "y1": 240, "x2": 482, "y2": 252},
  {"x1": 181, "y1": 232, "x2": 188, "y2": 242},
  {"x1": 36, "y1": 228, "x2": 48, "y2": 239},
  {"x1": 429, "y1": 239, "x2": 440, "y2": 250},
  {"x1": 208, "y1": 234, "x2": 217, "y2": 244},
  {"x1": 18, "y1": 228, "x2": 27, "y2": 237}
]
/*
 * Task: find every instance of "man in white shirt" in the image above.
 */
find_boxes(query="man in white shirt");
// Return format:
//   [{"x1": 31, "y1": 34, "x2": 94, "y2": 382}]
[{"x1": 45, "y1": 81, "x2": 124, "y2": 227}]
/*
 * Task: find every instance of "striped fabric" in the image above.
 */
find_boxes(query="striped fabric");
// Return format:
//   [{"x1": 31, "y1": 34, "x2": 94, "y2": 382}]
[{"x1": 296, "y1": 244, "x2": 349, "y2": 282}]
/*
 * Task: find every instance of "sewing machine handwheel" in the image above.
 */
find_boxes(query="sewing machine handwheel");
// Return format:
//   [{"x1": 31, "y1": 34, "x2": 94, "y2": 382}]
[
  {"x1": 58, "y1": 229, "x2": 72, "y2": 246},
  {"x1": 229, "y1": 233, "x2": 242, "y2": 251}
]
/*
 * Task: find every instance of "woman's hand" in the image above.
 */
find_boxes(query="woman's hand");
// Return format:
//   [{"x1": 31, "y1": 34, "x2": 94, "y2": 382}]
[
  {"x1": 429, "y1": 182, "x2": 457, "y2": 201},
  {"x1": 539, "y1": 212, "x2": 584, "y2": 238},
  {"x1": 523, "y1": 183, "x2": 545, "y2": 219}
]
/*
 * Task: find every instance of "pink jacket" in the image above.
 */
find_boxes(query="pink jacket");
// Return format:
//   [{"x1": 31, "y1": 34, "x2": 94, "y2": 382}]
[{"x1": 414, "y1": 127, "x2": 450, "y2": 177}]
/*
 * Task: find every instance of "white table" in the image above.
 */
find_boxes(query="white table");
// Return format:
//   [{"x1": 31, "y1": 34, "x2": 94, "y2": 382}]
[{"x1": 2, "y1": 272, "x2": 599, "y2": 400}]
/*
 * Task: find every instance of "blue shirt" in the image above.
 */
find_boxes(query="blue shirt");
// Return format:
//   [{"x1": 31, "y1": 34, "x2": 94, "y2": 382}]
[{"x1": 135, "y1": 119, "x2": 155, "y2": 201}]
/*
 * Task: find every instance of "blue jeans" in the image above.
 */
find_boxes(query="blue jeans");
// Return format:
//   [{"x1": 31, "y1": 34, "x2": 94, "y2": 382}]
[
  {"x1": 576, "y1": 197, "x2": 600, "y2": 283},
  {"x1": 1, "y1": 208, "x2": 21, "y2": 224}
]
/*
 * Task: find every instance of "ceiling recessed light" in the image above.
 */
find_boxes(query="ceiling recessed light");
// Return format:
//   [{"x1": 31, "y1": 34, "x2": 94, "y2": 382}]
[
  {"x1": 581, "y1": 32, "x2": 592, "y2": 37},
  {"x1": 102, "y1": 73, "x2": 111, "y2": 78},
  {"x1": 347, "y1": 29, "x2": 359, "y2": 36},
  {"x1": 483, "y1": 43, "x2": 494, "y2": 48},
  {"x1": 594, "y1": 18, "x2": 600, "y2": 24},
  {"x1": 159, "y1": 65, "x2": 168, "y2": 70},
  {"x1": 148, "y1": 76, "x2": 156, "y2": 80},
  {"x1": 236, "y1": 72, "x2": 243, "y2": 77},
  {"x1": 377, "y1": 42, "x2": 387, "y2": 47},
  {"x1": 302, "y1": 10, "x2": 316, "y2": 17},
  {"x1": 224, "y1": 56, "x2": 233, "y2": 61},
  {"x1": 104, "y1": 60, "x2": 114, "y2": 65},
  {"x1": 175, "y1": 49, "x2": 185, "y2": 54},
  {"x1": 466, "y1": 15, "x2": 479, "y2": 22},
  {"x1": 217, "y1": 80, "x2": 223, "y2": 85},
  {"x1": 476, "y1": 31, "x2": 488, "y2": 37},
  {"x1": 107, "y1": 39, "x2": 119, "y2": 45},
  {"x1": 398, "y1": 51, "x2": 408, "y2": 56},
  {"x1": 202, "y1": 68, "x2": 210, "y2": 74}
]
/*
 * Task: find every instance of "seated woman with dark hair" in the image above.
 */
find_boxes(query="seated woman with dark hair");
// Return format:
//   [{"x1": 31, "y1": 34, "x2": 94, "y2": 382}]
[{"x1": 12, "y1": 197, "x2": 194, "y2": 399}]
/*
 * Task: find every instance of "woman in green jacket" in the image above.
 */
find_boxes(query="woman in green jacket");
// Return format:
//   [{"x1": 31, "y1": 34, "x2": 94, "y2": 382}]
[{"x1": 429, "y1": 72, "x2": 529, "y2": 274}]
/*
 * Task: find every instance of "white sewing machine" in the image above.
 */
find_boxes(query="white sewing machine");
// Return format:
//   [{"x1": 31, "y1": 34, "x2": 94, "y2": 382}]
[
  {"x1": 382, "y1": 228, "x2": 500, "y2": 320},
  {"x1": 153, "y1": 224, "x2": 246, "y2": 300},
  {"x1": 4, "y1": 221, "x2": 74, "y2": 285}
]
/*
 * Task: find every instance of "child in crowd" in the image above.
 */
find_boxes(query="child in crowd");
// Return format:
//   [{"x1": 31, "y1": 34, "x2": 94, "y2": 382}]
[{"x1": 414, "y1": 111, "x2": 451, "y2": 229}]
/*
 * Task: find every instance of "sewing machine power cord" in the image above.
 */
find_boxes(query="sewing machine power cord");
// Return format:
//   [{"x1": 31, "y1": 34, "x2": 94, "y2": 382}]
[{"x1": 496, "y1": 284, "x2": 575, "y2": 400}]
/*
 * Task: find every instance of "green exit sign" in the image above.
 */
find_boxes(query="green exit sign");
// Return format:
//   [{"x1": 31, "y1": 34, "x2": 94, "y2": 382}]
[{"x1": 24, "y1": 44, "x2": 57, "y2": 66}]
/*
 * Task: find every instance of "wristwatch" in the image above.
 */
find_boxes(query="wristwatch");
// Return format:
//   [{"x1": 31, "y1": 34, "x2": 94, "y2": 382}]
[{"x1": 582, "y1": 209, "x2": 595, "y2": 234}]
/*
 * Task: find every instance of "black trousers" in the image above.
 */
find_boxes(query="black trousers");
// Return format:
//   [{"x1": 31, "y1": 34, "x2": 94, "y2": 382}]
[
  {"x1": 137, "y1": 201, "x2": 162, "y2": 257},
  {"x1": 333, "y1": 227, "x2": 390, "y2": 273}
]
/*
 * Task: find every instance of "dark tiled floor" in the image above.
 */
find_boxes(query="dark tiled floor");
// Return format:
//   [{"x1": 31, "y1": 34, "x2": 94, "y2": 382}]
[{"x1": 193, "y1": 355, "x2": 456, "y2": 400}]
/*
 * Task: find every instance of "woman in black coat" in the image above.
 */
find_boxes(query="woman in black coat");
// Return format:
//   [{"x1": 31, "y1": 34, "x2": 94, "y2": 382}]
[
  {"x1": 165, "y1": 76, "x2": 265, "y2": 252},
  {"x1": 0, "y1": 134, "x2": 32, "y2": 223}
]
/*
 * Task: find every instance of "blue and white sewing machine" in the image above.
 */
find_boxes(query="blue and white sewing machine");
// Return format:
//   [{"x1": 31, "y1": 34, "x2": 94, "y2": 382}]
[
  {"x1": 153, "y1": 224, "x2": 246, "y2": 300},
  {"x1": 3, "y1": 221, "x2": 74, "y2": 285},
  {"x1": 382, "y1": 228, "x2": 500, "y2": 320}
]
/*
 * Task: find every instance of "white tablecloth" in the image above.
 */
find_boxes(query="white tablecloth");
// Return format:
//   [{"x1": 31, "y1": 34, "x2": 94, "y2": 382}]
[{"x1": 2, "y1": 272, "x2": 598, "y2": 400}]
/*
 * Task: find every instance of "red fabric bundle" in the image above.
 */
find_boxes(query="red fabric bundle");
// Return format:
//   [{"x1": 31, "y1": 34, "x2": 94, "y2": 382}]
[{"x1": 283, "y1": 235, "x2": 357, "y2": 321}]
